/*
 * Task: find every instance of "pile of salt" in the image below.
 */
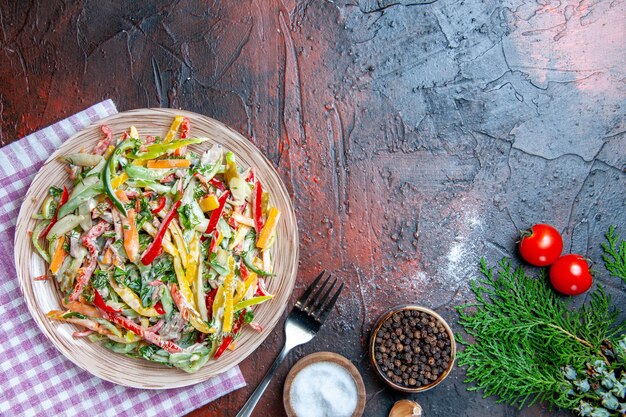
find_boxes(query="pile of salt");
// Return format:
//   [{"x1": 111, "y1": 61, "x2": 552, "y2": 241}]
[{"x1": 289, "y1": 361, "x2": 358, "y2": 417}]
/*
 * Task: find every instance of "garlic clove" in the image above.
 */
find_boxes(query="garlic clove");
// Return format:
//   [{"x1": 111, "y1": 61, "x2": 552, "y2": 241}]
[{"x1": 389, "y1": 399, "x2": 423, "y2": 417}]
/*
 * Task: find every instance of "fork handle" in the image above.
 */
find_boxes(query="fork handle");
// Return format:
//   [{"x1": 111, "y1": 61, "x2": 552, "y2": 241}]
[{"x1": 235, "y1": 343, "x2": 292, "y2": 417}]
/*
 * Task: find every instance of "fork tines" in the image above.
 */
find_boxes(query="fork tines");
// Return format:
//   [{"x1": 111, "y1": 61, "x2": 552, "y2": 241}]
[{"x1": 295, "y1": 270, "x2": 343, "y2": 323}]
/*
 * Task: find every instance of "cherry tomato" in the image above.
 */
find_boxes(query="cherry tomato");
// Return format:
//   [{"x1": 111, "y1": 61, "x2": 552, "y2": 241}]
[
  {"x1": 549, "y1": 254, "x2": 592, "y2": 296},
  {"x1": 519, "y1": 224, "x2": 563, "y2": 266}
]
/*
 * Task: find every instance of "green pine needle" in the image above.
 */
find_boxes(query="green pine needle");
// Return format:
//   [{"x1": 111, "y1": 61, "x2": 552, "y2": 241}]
[
  {"x1": 456, "y1": 226, "x2": 626, "y2": 412},
  {"x1": 602, "y1": 226, "x2": 626, "y2": 284}
]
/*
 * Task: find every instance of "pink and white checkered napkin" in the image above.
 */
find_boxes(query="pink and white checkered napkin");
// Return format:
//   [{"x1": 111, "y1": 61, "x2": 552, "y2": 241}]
[{"x1": 0, "y1": 100, "x2": 245, "y2": 417}]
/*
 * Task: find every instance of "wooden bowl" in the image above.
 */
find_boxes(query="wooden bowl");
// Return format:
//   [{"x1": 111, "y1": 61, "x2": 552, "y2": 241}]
[
  {"x1": 283, "y1": 352, "x2": 366, "y2": 417},
  {"x1": 14, "y1": 108, "x2": 299, "y2": 388},
  {"x1": 370, "y1": 305, "x2": 456, "y2": 393}
]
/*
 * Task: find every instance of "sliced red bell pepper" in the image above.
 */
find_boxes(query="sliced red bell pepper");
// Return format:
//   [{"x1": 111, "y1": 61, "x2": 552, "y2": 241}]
[
  {"x1": 209, "y1": 177, "x2": 226, "y2": 191},
  {"x1": 193, "y1": 172, "x2": 209, "y2": 190},
  {"x1": 105, "y1": 311, "x2": 143, "y2": 334},
  {"x1": 201, "y1": 190, "x2": 229, "y2": 242},
  {"x1": 228, "y1": 203, "x2": 245, "y2": 229},
  {"x1": 154, "y1": 301, "x2": 166, "y2": 315},
  {"x1": 169, "y1": 283, "x2": 188, "y2": 320},
  {"x1": 151, "y1": 195, "x2": 166, "y2": 214},
  {"x1": 141, "y1": 200, "x2": 182, "y2": 265},
  {"x1": 180, "y1": 118, "x2": 190, "y2": 139},
  {"x1": 208, "y1": 230, "x2": 221, "y2": 253},
  {"x1": 34, "y1": 274, "x2": 50, "y2": 281},
  {"x1": 213, "y1": 335, "x2": 233, "y2": 359},
  {"x1": 93, "y1": 290, "x2": 122, "y2": 314},
  {"x1": 239, "y1": 264, "x2": 249, "y2": 281},
  {"x1": 213, "y1": 311, "x2": 246, "y2": 359},
  {"x1": 39, "y1": 186, "x2": 69, "y2": 239},
  {"x1": 233, "y1": 310, "x2": 247, "y2": 334},
  {"x1": 227, "y1": 215, "x2": 239, "y2": 229},
  {"x1": 252, "y1": 180, "x2": 264, "y2": 235},
  {"x1": 205, "y1": 288, "x2": 218, "y2": 320},
  {"x1": 245, "y1": 167, "x2": 255, "y2": 183},
  {"x1": 255, "y1": 278, "x2": 268, "y2": 297}
]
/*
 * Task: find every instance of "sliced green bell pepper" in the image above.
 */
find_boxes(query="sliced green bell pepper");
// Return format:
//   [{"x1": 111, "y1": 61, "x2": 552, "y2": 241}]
[
  {"x1": 234, "y1": 295, "x2": 273, "y2": 312},
  {"x1": 102, "y1": 139, "x2": 138, "y2": 217},
  {"x1": 127, "y1": 179, "x2": 172, "y2": 195},
  {"x1": 128, "y1": 138, "x2": 204, "y2": 161},
  {"x1": 159, "y1": 285, "x2": 174, "y2": 319},
  {"x1": 32, "y1": 221, "x2": 51, "y2": 263},
  {"x1": 124, "y1": 164, "x2": 172, "y2": 181},
  {"x1": 241, "y1": 252, "x2": 275, "y2": 276},
  {"x1": 58, "y1": 184, "x2": 102, "y2": 219}
]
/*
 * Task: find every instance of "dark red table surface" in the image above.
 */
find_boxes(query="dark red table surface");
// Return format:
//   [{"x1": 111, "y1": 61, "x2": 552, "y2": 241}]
[{"x1": 2, "y1": 1, "x2": 625, "y2": 416}]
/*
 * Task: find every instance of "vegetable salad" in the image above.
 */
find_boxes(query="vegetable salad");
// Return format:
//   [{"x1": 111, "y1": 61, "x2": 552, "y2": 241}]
[{"x1": 31, "y1": 116, "x2": 280, "y2": 372}]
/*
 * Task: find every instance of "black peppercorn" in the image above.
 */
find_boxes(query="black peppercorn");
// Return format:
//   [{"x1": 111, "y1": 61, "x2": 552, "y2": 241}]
[{"x1": 373, "y1": 308, "x2": 453, "y2": 389}]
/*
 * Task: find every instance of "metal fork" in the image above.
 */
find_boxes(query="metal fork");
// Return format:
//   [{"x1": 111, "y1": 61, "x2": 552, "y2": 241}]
[{"x1": 235, "y1": 271, "x2": 343, "y2": 417}]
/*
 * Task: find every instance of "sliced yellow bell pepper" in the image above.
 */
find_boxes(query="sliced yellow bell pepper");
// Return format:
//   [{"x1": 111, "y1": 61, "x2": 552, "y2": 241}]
[
  {"x1": 212, "y1": 283, "x2": 224, "y2": 321},
  {"x1": 163, "y1": 116, "x2": 184, "y2": 144},
  {"x1": 244, "y1": 273, "x2": 258, "y2": 297},
  {"x1": 231, "y1": 212, "x2": 255, "y2": 228},
  {"x1": 168, "y1": 220, "x2": 188, "y2": 268},
  {"x1": 173, "y1": 256, "x2": 214, "y2": 333},
  {"x1": 256, "y1": 207, "x2": 280, "y2": 249},
  {"x1": 146, "y1": 159, "x2": 190, "y2": 169},
  {"x1": 49, "y1": 235, "x2": 67, "y2": 275},
  {"x1": 131, "y1": 159, "x2": 146, "y2": 166},
  {"x1": 109, "y1": 279, "x2": 160, "y2": 317},
  {"x1": 187, "y1": 305, "x2": 214, "y2": 335},
  {"x1": 141, "y1": 222, "x2": 178, "y2": 257},
  {"x1": 213, "y1": 232, "x2": 224, "y2": 249},
  {"x1": 185, "y1": 233, "x2": 200, "y2": 287},
  {"x1": 103, "y1": 145, "x2": 115, "y2": 159},
  {"x1": 229, "y1": 225, "x2": 251, "y2": 250},
  {"x1": 233, "y1": 280, "x2": 246, "y2": 305},
  {"x1": 195, "y1": 254, "x2": 208, "y2": 321},
  {"x1": 111, "y1": 172, "x2": 129, "y2": 189},
  {"x1": 224, "y1": 151, "x2": 240, "y2": 185},
  {"x1": 199, "y1": 194, "x2": 219, "y2": 212},
  {"x1": 222, "y1": 256, "x2": 236, "y2": 333},
  {"x1": 173, "y1": 254, "x2": 186, "y2": 285},
  {"x1": 124, "y1": 331, "x2": 137, "y2": 343},
  {"x1": 162, "y1": 242, "x2": 178, "y2": 258}
]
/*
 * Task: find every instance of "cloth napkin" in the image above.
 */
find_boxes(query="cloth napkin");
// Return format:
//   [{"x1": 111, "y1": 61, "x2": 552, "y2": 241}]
[{"x1": 0, "y1": 100, "x2": 246, "y2": 417}]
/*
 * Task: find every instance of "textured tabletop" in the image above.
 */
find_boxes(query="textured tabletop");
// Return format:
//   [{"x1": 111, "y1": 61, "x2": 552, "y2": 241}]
[{"x1": 1, "y1": 1, "x2": 624, "y2": 416}]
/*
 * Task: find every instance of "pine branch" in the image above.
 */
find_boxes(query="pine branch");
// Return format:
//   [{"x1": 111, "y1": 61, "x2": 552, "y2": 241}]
[
  {"x1": 602, "y1": 226, "x2": 626, "y2": 284},
  {"x1": 456, "y1": 258, "x2": 619, "y2": 410}
]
